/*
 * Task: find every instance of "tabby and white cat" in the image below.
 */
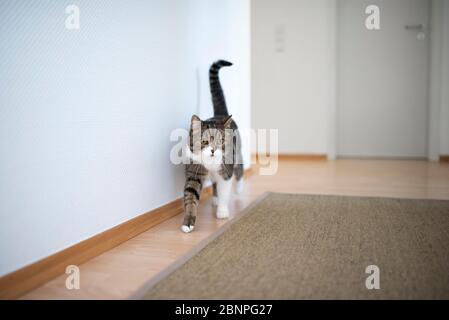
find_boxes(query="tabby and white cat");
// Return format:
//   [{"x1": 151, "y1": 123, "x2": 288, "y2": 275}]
[{"x1": 182, "y1": 60, "x2": 243, "y2": 233}]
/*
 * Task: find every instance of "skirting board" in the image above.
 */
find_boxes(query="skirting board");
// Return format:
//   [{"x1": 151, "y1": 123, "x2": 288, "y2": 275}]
[
  {"x1": 0, "y1": 168, "x2": 252, "y2": 299},
  {"x1": 277, "y1": 154, "x2": 327, "y2": 161},
  {"x1": 252, "y1": 153, "x2": 327, "y2": 162}
]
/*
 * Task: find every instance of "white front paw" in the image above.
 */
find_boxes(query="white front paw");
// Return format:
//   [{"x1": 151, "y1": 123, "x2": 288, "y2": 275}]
[
  {"x1": 216, "y1": 206, "x2": 229, "y2": 219},
  {"x1": 212, "y1": 196, "x2": 218, "y2": 206},
  {"x1": 181, "y1": 225, "x2": 194, "y2": 233}
]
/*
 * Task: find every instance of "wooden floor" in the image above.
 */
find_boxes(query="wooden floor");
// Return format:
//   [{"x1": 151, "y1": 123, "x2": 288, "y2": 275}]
[{"x1": 22, "y1": 159, "x2": 449, "y2": 299}]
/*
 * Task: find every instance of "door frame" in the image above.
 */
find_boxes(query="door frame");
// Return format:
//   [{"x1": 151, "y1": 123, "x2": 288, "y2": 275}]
[{"x1": 327, "y1": 0, "x2": 443, "y2": 161}]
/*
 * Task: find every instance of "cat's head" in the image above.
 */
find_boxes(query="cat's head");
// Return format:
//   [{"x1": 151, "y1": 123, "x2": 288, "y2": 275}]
[{"x1": 187, "y1": 114, "x2": 233, "y2": 169}]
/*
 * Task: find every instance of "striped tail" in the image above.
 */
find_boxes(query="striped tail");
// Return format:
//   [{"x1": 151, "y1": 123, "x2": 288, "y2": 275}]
[{"x1": 209, "y1": 60, "x2": 233, "y2": 116}]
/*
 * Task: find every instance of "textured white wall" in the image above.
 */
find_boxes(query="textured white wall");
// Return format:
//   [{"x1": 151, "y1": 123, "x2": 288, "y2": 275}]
[
  {"x1": 0, "y1": 0, "x2": 250, "y2": 276},
  {"x1": 190, "y1": 0, "x2": 252, "y2": 166}
]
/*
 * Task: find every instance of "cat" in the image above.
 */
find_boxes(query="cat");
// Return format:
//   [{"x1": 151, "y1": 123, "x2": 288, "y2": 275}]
[{"x1": 181, "y1": 60, "x2": 244, "y2": 233}]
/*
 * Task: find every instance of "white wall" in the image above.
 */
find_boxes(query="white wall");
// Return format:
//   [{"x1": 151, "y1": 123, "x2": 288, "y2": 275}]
[
  {"x1": 0, "y1": 0, "x2": 250, "y2": 276},
  {"x1": 251, "y1": 0, "x2": 335, "y2": 155},
  {"x1": 440, "y1": 0, "x2": 449, "y2": 155},
  {"x1": 190, "y1": 0, "x2": 252, "y2": 166},
  {"x1": 252, "y1": 0, "x2": 449, "y2": 158}
]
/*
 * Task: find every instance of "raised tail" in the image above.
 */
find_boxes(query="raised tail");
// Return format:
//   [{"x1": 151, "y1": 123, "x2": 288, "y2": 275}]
[{"x1": 209, "y1": 60, "x2": 233, "y2": 116}]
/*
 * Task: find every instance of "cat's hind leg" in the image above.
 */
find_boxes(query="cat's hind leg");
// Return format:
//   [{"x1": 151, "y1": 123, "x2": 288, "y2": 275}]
[
  {"x1": 234, "y1": 163, "x2": 244, "y2": 194},
  {"x1": 212, "y1": 181, "x2": 219, "y2": 206},
  {"x1": 216, "y1": 177, "x2": 233, "y2": 219}
]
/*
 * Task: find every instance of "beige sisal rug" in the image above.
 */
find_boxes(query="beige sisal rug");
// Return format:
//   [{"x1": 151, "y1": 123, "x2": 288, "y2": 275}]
[{"x1": 142, "y1": 193, "x2": 449, "y2": 299}]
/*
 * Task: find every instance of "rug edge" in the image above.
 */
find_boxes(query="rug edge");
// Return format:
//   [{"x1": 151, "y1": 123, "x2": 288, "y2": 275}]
[
  {"x1": 267, "y1": 192, "x2": 449, "y2": 202},
  {"x1": 131, "y1": 192, "x2": 273, "y2": 300}
]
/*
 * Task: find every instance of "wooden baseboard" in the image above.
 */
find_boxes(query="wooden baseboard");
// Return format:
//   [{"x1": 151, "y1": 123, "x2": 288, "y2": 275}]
[
  {"x1": 0, "y1": 168, "x2": 252, "y2": 300},
  {"x1": 252, "y1": 153, "x2": 327, "y2": 162},
  {"x1": 440, "y1": 155, "x2": 449, "y2": 163},
  {"x1": 277, "y1": 154, "x2": 327, "y2": 161}
]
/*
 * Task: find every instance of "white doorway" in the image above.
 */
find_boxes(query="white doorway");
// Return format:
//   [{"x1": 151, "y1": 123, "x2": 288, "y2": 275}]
[{"x1": 337, "y1": 0, "x2": 431, "y2": 158}]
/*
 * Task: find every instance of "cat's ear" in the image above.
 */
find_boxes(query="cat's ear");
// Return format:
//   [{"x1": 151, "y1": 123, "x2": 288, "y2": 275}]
[
  {"x1": 191, "y1": 114, "x2": 202, "y2": 130},
  {"x1": 223, "y1": 115, "x2": 233, "y2": 128}
]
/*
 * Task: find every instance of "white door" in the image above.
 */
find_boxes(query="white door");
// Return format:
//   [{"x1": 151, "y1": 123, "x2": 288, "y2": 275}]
[{"x1": 337, "y1": 0, "x2": 430, "y2": 158}]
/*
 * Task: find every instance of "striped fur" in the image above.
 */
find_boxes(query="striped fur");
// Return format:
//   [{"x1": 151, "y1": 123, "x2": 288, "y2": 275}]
[
  {"x1": 182, "y1": 164, "x2": 208, "y2": 230},
  {"x1": 210, "y1": 60, "x2": 232, "y2": 116},
  {"x1": 182, "y1": 60, "x2": 244, "y2": 233}
]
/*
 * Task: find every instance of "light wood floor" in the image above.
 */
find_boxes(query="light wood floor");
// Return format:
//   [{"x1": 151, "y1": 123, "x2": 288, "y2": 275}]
[{"x1": 22, "y1": 159, "x2": 449, "y2": 299}]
